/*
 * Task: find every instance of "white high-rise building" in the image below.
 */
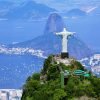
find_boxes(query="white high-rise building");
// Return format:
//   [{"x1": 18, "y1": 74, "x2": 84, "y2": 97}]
[{"x1": 0, "y1": 89, "x2": 22, "y2": 100}]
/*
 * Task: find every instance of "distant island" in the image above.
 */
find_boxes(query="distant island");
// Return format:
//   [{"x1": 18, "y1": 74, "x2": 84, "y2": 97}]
[{"x1": 21, "y1": 55, "x2": 100, "y2": 100}]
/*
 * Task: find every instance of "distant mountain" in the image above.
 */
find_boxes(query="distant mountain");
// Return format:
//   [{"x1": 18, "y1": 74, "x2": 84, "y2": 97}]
[
  {"x1": 66, "y1": 9, "x2": 87, "y2": 17},
  {"x1": 33, "y1": 0, "x2": 100, "y2": 12},
  {"x1": 0, "y1": 1, "x2": 13, "y2": 9},
  {"x1": 10, "y1": 13, "x2": 93, "y2": 59},
  {"x1": 10, "y1": 34, "x2": 93, "y2": 59},
  {"x1": 0, "y1": 1, "x2": 13, "y2": 17},
  {"x1": 0, "y1": 0, "x2": 56, "y2": 20},
  {"x1": 89, "y1": 7, "x2": 100, "y2": 16},
  {"x1": 44, "y1": 13, "x2": 66, "y2": 34}
]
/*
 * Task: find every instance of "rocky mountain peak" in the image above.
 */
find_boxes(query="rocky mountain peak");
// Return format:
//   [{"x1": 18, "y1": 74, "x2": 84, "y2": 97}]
[{"x1": 44, "y1": 13, "x2": 66, "y2": 34}]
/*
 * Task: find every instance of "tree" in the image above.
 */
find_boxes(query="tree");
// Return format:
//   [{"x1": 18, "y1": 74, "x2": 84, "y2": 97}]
[
  {"x1": 53, "y1": 89, "x2": 67, "y2": 100},
  {"x1": 31, "y1": 73, "x2": 40, "y2": 81}
]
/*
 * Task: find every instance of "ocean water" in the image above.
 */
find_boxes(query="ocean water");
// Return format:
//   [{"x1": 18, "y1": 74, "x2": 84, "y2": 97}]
[
  {"x1": 0, "y1": 54, "x2": 44, "y2": 88},
  {"x1": 0, "y1": 20, "x2": 46, "y2": 44}
]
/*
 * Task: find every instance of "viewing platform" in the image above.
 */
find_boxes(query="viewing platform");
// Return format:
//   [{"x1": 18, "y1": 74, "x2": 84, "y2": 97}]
[{"x1": 53, "y1": 55, "x2": 76, "y2": 66}]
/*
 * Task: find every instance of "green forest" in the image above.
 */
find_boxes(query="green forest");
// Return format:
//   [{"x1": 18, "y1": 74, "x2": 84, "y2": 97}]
[{"x1": 21, "y1": 55, "x2": 100, "y2": 100}]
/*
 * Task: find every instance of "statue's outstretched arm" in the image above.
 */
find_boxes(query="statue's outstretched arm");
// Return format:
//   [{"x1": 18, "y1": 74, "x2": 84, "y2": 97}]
[{"x1": 55, "y1": 32, "x2": 62, "y2": 35}]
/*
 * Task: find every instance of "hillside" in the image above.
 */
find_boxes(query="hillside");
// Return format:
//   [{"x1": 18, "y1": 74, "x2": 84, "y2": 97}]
[
  {"x1": 66, "y1": 9, "x2": 86, "y2": 17},
  {"x1": 0, "y1": 0, "x2": 56, "y2": 20},
  {"x1": 10, "y1": 13, "x2": 93, "y2": 59},
  {"x1": 21, "y1": 55, "x2": 100, "y2": 100}
]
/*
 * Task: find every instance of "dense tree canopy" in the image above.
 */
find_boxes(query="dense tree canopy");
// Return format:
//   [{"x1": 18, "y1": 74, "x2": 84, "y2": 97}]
[{"x1": 22, "y1": 55, "x2": 100, "y2": 100}]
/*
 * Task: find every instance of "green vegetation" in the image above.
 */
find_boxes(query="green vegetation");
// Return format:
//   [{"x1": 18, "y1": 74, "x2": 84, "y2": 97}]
[{"x1": 21, "y1": 55, "x2": 100, "y2": 100}]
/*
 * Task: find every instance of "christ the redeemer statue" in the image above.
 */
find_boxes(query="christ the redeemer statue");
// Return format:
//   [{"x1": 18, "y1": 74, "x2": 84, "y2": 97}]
[{"x1": 56, "y1": 28, "x2": 74, "y2": 58}]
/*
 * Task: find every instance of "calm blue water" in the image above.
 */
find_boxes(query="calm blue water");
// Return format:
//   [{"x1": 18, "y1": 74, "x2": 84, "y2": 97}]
[
  {"x1": 0, "y1": 54, "x2": 44, "y2": 89},
  {"x1": 0, "y1": 20, "x2": 46, "y2": 44}
]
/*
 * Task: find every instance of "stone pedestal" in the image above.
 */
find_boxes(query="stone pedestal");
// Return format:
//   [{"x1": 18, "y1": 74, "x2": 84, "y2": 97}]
[{"x1": 61, "y1": 52, "x2": 69, "y2": 59}]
